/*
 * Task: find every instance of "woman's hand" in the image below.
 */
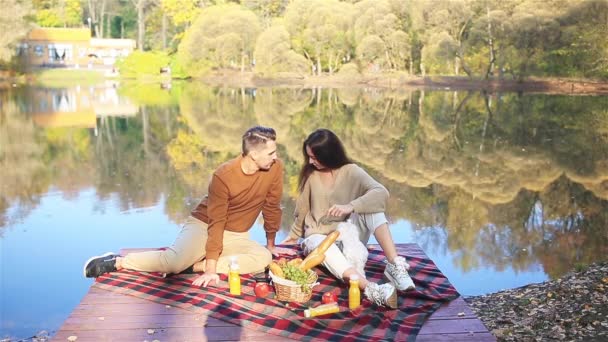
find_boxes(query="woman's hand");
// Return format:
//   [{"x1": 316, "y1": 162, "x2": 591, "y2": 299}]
[
  {"x1": 327, "y1": 204, "x2": 354, "y2": 217},
  {"x1": 192, "y1": 272, "x2": 220, "y2": 287}
]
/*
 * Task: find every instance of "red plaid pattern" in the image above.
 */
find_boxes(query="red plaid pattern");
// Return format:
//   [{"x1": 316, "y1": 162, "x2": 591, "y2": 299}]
[{"x1": 94, "y1": 244, "x2": 459, "y2": 341}]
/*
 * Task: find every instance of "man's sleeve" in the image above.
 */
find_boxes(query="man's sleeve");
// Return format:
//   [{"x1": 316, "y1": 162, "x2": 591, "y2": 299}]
[
  {"x1": 205, "y1": 173, "x2": 230, "y2": 261},
  {"x1": 262, "y1": 160, "x2": 284, "y2": 242}
]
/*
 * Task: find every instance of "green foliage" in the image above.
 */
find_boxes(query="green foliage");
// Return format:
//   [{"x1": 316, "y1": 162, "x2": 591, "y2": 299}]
[
  {"x1": 178, "y1": 4, "x2": 261, "y2": 76},
  {"x1": 19, "y1": 0, "x2": 608, "y2": 80},
  {"x1": 0, "y1": 0, "x2": 32, "y2": 64},
  {"x1": 34, "y1": 0, "x2": 82, "y2": 27},
  {"x1": 115, "y1": 51, "x2": 172, "y2": 78},
  {"x1": 35, "y1": 69, "x2": 104, "y2": 87},
  {"x1": 253, "y1": 25, "x2": 309, "y2": 76}
]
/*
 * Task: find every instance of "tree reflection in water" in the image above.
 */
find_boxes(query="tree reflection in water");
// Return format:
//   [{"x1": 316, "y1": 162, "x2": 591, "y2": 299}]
[{"x1": 2, "y1": 83, "x2": 607, "y2": 283}]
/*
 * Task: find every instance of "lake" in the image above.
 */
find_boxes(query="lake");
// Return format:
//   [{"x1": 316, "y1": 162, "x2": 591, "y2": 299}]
[{"x1": 1, "y1": 81, "x2": 607, "y2": 340}]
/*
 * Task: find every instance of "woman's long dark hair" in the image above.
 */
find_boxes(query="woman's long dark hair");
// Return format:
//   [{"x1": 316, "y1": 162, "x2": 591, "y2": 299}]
[{"x1": 298, "y1": 129, "x2": 352, "y2": 191}]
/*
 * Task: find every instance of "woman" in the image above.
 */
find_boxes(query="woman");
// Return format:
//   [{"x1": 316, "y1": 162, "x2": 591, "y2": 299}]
[{"x1": 283, "y1": 129, "x2": 414, "y2": 309}]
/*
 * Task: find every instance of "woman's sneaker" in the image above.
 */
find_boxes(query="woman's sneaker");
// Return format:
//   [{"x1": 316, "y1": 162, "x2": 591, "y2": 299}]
[
  {"x1": 384, "y1": 256, "x2": 415, "y2": 291},
  {"x1": 364, "y1": 282, "x2": 398, "y2": 309},
  {"x1": 83, "y1": 252, "x2": 118, "y2": 278}
]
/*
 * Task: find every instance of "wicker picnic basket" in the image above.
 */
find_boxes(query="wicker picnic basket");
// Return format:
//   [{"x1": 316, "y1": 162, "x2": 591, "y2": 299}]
[{"x1": 269, "y1": 270, "x2": 319, "y2": 302}]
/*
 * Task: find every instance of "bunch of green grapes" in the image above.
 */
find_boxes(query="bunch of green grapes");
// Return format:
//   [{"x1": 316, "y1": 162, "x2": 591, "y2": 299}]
[{"x1": 282, "y1": 264, "x2": 310, "y2": 288}]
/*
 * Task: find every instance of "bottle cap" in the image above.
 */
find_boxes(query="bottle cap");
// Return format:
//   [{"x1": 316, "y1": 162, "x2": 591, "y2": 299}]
[
  {"x1": 230, "y1": 256, "x2": 239, "y2": 269},
  {"x1": 350, "y1": 275, "x2": 359, "y2": 281},
  {"x1": 304, "y1": 309, "x2": 312, "y2": 318}
]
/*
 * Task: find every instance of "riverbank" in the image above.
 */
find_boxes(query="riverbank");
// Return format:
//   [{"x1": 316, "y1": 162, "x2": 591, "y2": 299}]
[
  {"x1": 200, "y1": 71, "x2": 608, "y2": 95},
  {"x1": 465, "y1": 262, "x2": 608, "y2": 341},
  {"x1": 3, "y1": 69, "x2": 608, "y2": 95}
]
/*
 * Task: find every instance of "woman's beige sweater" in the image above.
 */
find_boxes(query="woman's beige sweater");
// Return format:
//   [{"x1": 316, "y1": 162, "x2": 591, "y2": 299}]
[{"x1": 288, "y1": 163, "x2": 389, "y2": 239}]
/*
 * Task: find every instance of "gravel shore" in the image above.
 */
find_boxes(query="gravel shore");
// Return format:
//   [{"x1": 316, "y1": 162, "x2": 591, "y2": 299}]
[{"x1": 465, "y1": 262, "x2": 608, "y2": 341}]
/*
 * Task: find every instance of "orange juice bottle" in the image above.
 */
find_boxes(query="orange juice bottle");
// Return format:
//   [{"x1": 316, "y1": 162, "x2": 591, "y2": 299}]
[
  {"x1": 349, "y1": 275, "x2": 361, "y2": 309},
  {"x1": 304, "y1": 303, "x2": 340, "y2": 317},
  {"x1": 229, "y1": 256, "x2": 241, "y2": 295}
]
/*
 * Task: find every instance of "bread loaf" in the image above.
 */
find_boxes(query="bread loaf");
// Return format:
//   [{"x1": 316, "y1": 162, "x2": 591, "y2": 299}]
[{"x1": 298, "y1": 230, "x2": 340, "y2": 271}]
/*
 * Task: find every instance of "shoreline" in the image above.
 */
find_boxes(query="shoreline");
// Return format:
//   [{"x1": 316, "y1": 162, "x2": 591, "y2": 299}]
[
  {"x1": 200, "y1": 72, "x2": 608, "y2": 95},
  {"x1": 2, "y1": 70, "x2": 608, "y2": 95},
  {"x1": 466, "y1": 262, "x2": 608, "y2": 341}
]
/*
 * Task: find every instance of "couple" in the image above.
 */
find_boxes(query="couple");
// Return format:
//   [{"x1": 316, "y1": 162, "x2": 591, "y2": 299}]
[{"x1": 84, "y1": 126, "x2": 414, "y2": 308}]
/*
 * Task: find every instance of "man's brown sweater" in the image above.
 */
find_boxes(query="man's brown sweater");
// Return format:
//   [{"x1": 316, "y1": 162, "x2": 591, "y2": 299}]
[{"x1": 191, "y1": 156, "x2": 283, "y2": 261}]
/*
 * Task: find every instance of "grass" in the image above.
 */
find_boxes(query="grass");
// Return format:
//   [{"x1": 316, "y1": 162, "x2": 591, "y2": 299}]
[{"x1": 34, "y1": 69, "x2": 106, "y2": 87}]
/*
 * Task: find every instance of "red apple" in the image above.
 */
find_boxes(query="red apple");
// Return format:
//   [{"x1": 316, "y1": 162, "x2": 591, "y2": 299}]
[
  {"x1": 322, "y1": 291, "x2": 338, "y2": 304},
  {"x1": 254, "y1": 282, "x2": 271, "y2": 298}
]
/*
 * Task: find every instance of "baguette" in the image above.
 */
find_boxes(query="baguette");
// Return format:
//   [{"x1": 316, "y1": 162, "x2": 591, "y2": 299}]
[
  {"x1": 314, "y1": 230, "x2": 340, "y2": 255},
  {"x1": 299, "y1": 254, "x2": 325, "y2": 271},
  {"x1": 288, "y1": 258, "x2": 303, "y2": 267},
  {"x1": 269, "y1": 262, "x2": 284, "y2": 278},
  {"x1": 298, "y1": 230, "x2": 340, "y2": 271}
]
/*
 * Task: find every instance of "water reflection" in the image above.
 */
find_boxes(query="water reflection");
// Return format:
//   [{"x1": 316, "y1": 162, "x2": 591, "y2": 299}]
[{"x1": 1, "y1": 83, "x2": 607, "y2": 339}]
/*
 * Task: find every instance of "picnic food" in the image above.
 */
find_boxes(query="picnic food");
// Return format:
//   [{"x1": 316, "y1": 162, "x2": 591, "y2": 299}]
[
  {"x1": 304, "y1": 302, "x2": 340, "y2": 318},
  {"x1": 288, "y1": 258, "x2": 303, "y2": 267},
  {"x1": 254, "y1": 282, "x2": 271, "y2": 297},
  {"x1": 269, "y1": 262, "x2": 284, "y2": 277},
  {"x1": 229, "y1": 257, "x2": 241, "y2": 295},
  {"x1": 322, "y1": 291, "x2": 338, "y2": 304},
  {"x1": 282, "y1": 264, "x2": 311, "y2": 287},
  {"x1": 298, "y1": 230, "x2": 340, "y2": 271},
  {"x1": 349, "y1": 275, "x2": 361, "y2": 309},
  {"x1": 299, "y1": 254, "x2": 325, "y2": 271}
]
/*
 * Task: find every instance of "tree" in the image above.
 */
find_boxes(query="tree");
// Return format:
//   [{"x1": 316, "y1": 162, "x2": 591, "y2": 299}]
[
  {"x1": 178, "y1": 4, "x2": 261, "y2": 74},
  {"x1": 352, "y1": 0, "x2": 411, "y2": 72},
  {"x1": 0, "y1": 0, "x2": 32, "y2": 64},
  {"x1": 284, "y1": 0, "x2": 354, "y2": 75},
  {"x1": 253, "y1": 25, "x2": 309, "y2": 76},
  {"x1": 34, "y1": 0, "x2": 82, "y2": 27},
  {"x1": 418, "y1": 0, "x2": 474, "y2": 76}
]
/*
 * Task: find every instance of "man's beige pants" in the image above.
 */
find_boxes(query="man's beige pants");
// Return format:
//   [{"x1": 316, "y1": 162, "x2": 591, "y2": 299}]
[{"x1": 121, "y1": 216, "x2": 272, "y2": 274}]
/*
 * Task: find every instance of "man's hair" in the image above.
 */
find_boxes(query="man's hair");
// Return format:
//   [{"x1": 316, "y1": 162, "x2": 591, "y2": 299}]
[{"x1": 242, "y1": 126, "x2": 276, "y2": 156}]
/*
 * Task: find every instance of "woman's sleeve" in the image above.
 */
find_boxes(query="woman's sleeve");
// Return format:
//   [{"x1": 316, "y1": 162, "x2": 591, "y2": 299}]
[
  {"x1": 288, "y1": 180, "x2": 311, "y2": 239},
  {"x1": 348, "y1": 165, "x2": 389, "y2": 213}
]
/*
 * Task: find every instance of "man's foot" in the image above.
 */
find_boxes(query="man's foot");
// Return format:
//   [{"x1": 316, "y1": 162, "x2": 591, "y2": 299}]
[
  {"x1": 83, "y1": 252, "x2": 118, "y2": 278},
  {"x1": 384, "y1": 256, "x2": 415, "y2": 291},
  {"x1": 364, "y1": 282, "x2": 398, "y2": 309}
]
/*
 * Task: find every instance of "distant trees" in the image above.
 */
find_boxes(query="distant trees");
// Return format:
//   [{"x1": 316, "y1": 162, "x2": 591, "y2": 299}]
[
  {"x1": 0, "y1": 0, "x2": 32, "y2": 64},
  {"x1": 178, "y1": 4, "x2": 261, "y2": 74},
  {"x1": 34, "y1": 0, "x2": 83, "y2": 27},
  {"x1": 8, "y1": 0, "x2": 608, "y2": 79}
]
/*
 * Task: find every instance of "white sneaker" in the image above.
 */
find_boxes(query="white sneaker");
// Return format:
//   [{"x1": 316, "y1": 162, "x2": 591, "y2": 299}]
[
  {"x1": 384, "y1": 256, "x2": 415, "y2": 291},
  {"x1": 364, "y1": 282, "x2": 398, "y2": 309}
]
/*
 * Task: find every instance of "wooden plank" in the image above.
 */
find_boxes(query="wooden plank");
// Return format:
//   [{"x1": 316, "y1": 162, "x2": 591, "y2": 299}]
[
  {"x1": 426, "y1": 297, "x2": 477, "y2": 319},
  {"x1": 416, "y1": 332, "x2": 497, "y2": 341},
  {"x1": 56, "y1": 244, "x2": 495, "y2": 341},
  {"x1": 53, "y1": 326, "x2": 290, "y2": 342}
]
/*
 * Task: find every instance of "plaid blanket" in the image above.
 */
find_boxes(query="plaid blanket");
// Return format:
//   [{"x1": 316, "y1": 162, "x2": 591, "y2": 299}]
[{"x1": 94, "y1": 245, "x2": 459, "y2": 342}]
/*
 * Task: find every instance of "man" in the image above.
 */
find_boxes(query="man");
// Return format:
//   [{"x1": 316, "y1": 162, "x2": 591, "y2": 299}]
[{"x1": 84, "y1": 125, "x2": 290, "y2": 287}]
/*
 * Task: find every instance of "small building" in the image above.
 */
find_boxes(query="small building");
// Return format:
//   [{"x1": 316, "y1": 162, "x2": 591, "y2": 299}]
[{"x1": 18, "y1": 27, "x2": 136, "y2": 70}]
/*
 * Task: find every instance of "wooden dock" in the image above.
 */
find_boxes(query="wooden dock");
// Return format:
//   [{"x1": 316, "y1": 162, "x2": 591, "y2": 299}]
[{"x1": 54, "y1": 245, "x2": 495, "y2": 341}]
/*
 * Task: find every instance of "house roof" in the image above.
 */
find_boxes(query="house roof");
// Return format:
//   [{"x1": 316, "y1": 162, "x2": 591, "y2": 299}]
[{"x1": 27, "y1": 27, "x2": 91, "y2": 42}]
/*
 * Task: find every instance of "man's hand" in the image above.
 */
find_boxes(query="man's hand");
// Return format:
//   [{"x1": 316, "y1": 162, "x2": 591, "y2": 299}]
[
  {"x1": 192, "y1": 272, "x2": 220, "y2": 287},
  {"x1": 267, "y1": 244, "x2": 297, "y2": 256},
  {"x1": 327, "y1": 204, "x2": 354, "y2": 217}
]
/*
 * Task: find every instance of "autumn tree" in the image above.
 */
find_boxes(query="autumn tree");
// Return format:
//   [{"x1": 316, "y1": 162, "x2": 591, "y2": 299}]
[
  {"x1": 284, "y1": 0, "x2": 354, "y2": 75},
  {"x1": 34, "y1": 0, "x2": 83, "y2": 27},
  {"x1": 178, "y1": 4, "x2": 261, "y2": 74},
  {"x1": 0, "y1": 0, "x2": 32, "y2": 64},
  {"x1": 253, "y1": 25, "x2": 309, "y2": 76}
]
